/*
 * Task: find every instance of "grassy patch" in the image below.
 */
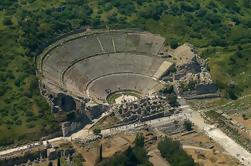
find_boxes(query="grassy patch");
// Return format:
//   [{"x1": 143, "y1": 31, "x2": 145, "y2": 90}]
[{"x1": 214, "y1": 95, "x2": 251, "y2": 118}]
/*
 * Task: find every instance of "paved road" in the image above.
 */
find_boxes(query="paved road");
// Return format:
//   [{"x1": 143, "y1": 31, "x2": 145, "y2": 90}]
[
  {"x1": 1, "y1": 96, "x2": 251, "y2": 166},
  {"x1": 0, "y1": 137, "x2": 64, "y2": 156},
  {"x1": 0, "y1": 112, "x2": 187, "y2": 156},
  {"x1": 0, "y1": 110, "x2": 112, "y2": 156},
  {"x1": 101, "y1": 113, "x2": 187, "y2": 136},
  {"x1": 178, "y1": 97, "x2": 251, "y2": 166},
  {"x1": 204, "y1": 127, "x2": 251, "y2": 166}
]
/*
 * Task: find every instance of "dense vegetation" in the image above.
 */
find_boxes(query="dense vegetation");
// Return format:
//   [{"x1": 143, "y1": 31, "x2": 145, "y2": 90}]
[
  {"x1": 1, "y1": 0, "x2": 251, "y2": 146},
  {"x1": 158, "y1": 137, "x2": 195, "y2": 166},
  {"x1": 100, "y1": 133, "x2": 152, "y2": 166}
]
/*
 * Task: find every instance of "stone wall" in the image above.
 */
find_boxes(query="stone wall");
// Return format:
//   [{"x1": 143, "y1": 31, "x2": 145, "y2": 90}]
[
  {"x1": 61, "y1": 121, "x2": 85, "y2": 137},
  {"x1": 195, "y1": 84, "x2": 218, "y2": 95},
  {"x1": 0, "y1": 149, "x2": 47, "y2": 166},
  {"x1": 52, "y1": 93, "x2": 76, "y2": 113},
  {"x1": 0, "y1": 147, "x2": 75, "y2": 166},
  {"x1": 159, "y1": 120, "x2": 186, "y2": 134}
]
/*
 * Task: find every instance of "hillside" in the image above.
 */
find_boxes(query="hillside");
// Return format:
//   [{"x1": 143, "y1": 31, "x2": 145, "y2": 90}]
[{"x1": 0, "y1": 0, "x2": 251, "y2": 146}]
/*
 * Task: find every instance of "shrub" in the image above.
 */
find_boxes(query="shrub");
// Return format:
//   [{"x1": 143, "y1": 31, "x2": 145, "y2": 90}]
[
  {"x1": 26, "y1": 111, "x2": 34, "y2": 117},
  {"x1": 167, "y1": 94, "x2": 178, "y2": 107},
  {"x1": 72, "y1": 153, "x2": 85, "y2": 166},
  {"x1": 3, "y1": 17, "x2": 13, "y2": 26},
  {"x1": 26, "y1": 122, "x2": 35, "y2": 128},
  {"x1": 93, "y1": 128, "x2": 101, "y2": 135},
  {"x1": 135, "y1": 133, "x2": 144, "y2": 147},
  {"x1": 0, "y1": 136, "x2": 14, "y2": 146},
  {"x1": 159, "y1": 85, "x2": 174, "y2": 95},
  {"x1": 242, "y1": 114, "x2": 248, "y2": 120},
  {"x1": 183, "y1": 120, "x2": 193, "y2": 131},
  {"x1": 15, "y1": 119, "x2": 22, "y2": 125},
  {"x1": 0, "y1": 84, "x2": 8, "y2": 96}
]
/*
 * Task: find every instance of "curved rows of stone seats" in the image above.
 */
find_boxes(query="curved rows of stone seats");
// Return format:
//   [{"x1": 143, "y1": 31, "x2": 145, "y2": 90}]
[
  {"x1": 39, "y1": 31, "x2": 165, "y2": 78},
  {"x1": 38, "y1": 31, "x2": 164, "y2": 68},
  {"x1": 86, "y1": 73, "x2": 164, "y2": 102},
  {"x1": 62, "y1": 53, "x2": 164, "y2": 88},
  {"x1": 37, "y1": 30, "x2": 166, "y2": 102}
]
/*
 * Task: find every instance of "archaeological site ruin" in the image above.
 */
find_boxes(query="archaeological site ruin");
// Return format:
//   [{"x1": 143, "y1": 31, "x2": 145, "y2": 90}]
[{"x1": 36, "y1": 29, "x2": 217, "y2": 135}]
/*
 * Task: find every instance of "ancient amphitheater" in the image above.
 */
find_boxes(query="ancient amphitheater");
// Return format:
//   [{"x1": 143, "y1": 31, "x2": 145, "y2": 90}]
[{"x1": 37, "y1": 30, "x2": 172, "y2": 103}]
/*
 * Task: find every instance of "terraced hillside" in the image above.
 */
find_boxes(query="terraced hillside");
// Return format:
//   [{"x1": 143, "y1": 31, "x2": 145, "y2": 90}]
[{"x1": 38, "y1": 30, "x2": 166, "y2": 103}]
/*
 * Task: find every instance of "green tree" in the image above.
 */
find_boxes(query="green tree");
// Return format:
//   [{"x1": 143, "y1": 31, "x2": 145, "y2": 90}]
[
  {"x1": 3, "y1": 17, "x2": 13, "y2": 26},
  {"x1": 183, "y1": 120, "x2": 193, "y2": 131},
  {"x1": 57, "y1": 157, "x2": 61, "y2": 166},
  {"x1": 48, "y1": 161, "x2": 53, "y2": 166},
  {"x1": 170, "y1": 40, "x2": 179, "y2": 49},
  {"x1": 99, "y1": 144, "x2": 103, "y2": 161},
  {"x1": 167, "y1": 94, "x2": 178, "y2": 107},
  {"x1": 135, "y1": 133, "x2": 144, "y2": 147},
  {"x1": 158, "y1": 137, "x2": 195, "y2": 166},
  {"x1": 160, "y1": 85, "x2": 174, "y2": 95},
  {"x1": 227, "y1": 84, "x2": 239, "y2": 100}
]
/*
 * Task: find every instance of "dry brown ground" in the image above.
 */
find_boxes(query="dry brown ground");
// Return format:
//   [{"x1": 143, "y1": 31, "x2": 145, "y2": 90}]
[
  {"x1": 31, "y1": 160, "x2": 57, "y2": 166},
  {"x1": 91, "y1": 115, "x2": 120, "y2": 130},
  {"x1": 174, "y1": 132, "x2": 218, "y2": 149},
  {"x1": 233, "y1": 115, "x2": 251, "y2": 130},
  {"x1": 171, "y1": 132, "x2": 240, "y2": 166},
  {"x1": 232, "y1": 115, "x2": 251, "y2": 140},
  {"x1": 147, "y1": 143, "x2": 170, "y2": 166},
  {"x1": 185, "y1": 148, "x2": 239, "y2": 166},
  {"x1": 72, "y1": 133, "x2": 135, "y2": 166},
  {"x1": 101, "y1": 134, "x2": 135, "y2": 158},
  {"x1": 34, "y1": 129, "x2": 241, "y2": 166}
]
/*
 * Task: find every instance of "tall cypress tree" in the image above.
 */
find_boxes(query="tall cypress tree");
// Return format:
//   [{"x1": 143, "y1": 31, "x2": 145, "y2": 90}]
[
  {"x1": 48, "y1": 161, "x2": 53, "y2": 166},
  {"x1": 99, "y1": 144, "x2": 103, "y2": 161},
  {"x1": 57, "y1": 157, "x2": 61, "y2": 166}
]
